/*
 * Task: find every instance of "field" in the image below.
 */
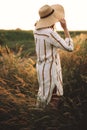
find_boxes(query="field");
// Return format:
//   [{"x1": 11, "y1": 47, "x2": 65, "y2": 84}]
[{"x1": 0, "y1": 30, "x2": 87, "y2": 130}]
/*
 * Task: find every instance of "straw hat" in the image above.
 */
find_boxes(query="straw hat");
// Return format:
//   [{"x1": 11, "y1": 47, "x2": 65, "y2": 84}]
[{"x1": 35, "y1": 4, "x2": 65, "y2": 29}]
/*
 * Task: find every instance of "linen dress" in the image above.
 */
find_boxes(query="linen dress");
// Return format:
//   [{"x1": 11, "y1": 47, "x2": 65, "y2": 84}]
[{"x1": 33, "y1": 28, "x2": 74, "y2": 105}]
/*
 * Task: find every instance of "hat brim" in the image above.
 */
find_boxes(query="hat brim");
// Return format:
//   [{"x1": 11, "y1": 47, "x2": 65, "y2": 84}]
[
  {"x1": 51, "y1": 4, "x2": 65, "y2": 20},
  {"x1": 35, "y1": 4, "x2": 65, "y2": 29}
]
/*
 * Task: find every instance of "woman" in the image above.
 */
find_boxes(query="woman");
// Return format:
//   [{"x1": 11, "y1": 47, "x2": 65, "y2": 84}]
[{"x1": 33, "y1": 4, "x2": 74, "y2": 108}]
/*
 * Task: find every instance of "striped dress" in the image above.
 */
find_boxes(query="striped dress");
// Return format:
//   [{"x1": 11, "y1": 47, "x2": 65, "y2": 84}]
[{"x1": 33, "y1": 28, "x2": 74, "y2": 106}]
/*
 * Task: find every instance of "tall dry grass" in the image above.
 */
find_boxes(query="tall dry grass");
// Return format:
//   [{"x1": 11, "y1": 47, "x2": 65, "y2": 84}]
[
  {"x1": 0, "y1": 33, "x2": 87, "y2": 130},
  {"x1": 0, "y1": 45, "x2": 38, "y2": 107}
]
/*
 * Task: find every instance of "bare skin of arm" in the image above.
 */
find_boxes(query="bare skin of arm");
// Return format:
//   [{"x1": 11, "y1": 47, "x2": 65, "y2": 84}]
[{"x1": 60, "y1": 18, "x2": 71, "y2": 38}]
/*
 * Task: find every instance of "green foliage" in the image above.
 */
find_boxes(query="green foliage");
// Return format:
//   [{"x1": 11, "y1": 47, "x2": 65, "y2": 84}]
[
  {"x1": 58, "y1": 30, "x2": 87, "y2": 38},
  {"x1": 0, "y1": 30, "x2": 34, "y2": 41},
  {"x1": 0, "y1": 33, "x2": 7, "y2": 45},
  {"x1": 0, "y1": 30, "x2": 35, "y2": 56}
]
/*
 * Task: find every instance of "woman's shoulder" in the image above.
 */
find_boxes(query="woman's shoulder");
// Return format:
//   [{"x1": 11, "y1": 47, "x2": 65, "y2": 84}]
[{"x1": 34, "y1": 28, "x2": 53, "y2": 34}]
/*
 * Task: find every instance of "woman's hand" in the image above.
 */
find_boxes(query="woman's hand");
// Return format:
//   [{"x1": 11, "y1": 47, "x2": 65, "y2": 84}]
[
  {"x1": 60, "y1": 18, "x2": 67, "y2": 30},
  {"x1": 60, "y1": 18, "x2": 70, "y2": 38}
]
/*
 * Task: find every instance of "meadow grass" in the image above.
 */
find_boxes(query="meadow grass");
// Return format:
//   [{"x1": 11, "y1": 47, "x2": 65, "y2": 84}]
[{"x1": 0, "y1": 30, "x2": 87, "y2": 130}]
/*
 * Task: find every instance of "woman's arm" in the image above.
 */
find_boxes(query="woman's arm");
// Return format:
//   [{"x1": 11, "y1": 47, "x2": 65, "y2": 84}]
[
  {"x1": 49, "y1": 19, "x2": 74, "y2": 51},
  {"x1": 60, "y1": 18, "x2": 70, "y2": 38}
]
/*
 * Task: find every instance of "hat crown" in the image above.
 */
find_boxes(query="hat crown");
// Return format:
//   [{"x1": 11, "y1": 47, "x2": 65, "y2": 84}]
[
  {"x1": 35, "y1": 4, "x2": 65, "y2": 29},
  {"x1": 39, "y1": 5, "x2": 53, "y2": 18}
]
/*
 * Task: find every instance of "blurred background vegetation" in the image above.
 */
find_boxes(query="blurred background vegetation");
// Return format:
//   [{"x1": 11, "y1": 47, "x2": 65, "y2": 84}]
[{"x1": 0, "y1": 29, "x2": 87, "y2": 130}]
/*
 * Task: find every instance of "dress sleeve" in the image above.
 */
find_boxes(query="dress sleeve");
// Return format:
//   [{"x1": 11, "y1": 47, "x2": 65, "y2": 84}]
[{"x1": 49, "y1": 30, "x2": 74, "y2": 52}]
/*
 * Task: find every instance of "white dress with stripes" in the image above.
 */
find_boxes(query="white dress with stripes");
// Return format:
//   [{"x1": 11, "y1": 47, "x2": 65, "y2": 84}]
[{"x1": 33, "y1": 28, "x2": 74, "y2": 105}]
